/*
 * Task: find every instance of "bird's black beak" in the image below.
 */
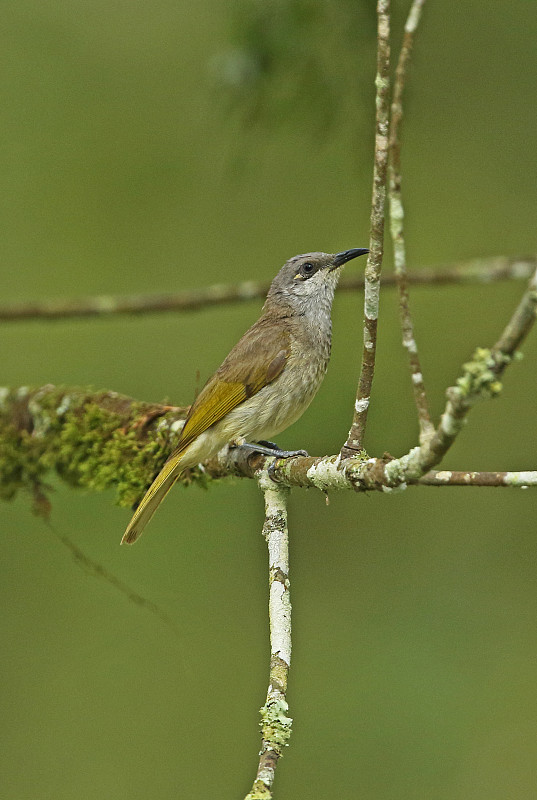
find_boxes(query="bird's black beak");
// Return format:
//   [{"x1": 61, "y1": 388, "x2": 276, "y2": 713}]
[{"x1": 331, "y1": 248, "x2": 369, "y2": 270}]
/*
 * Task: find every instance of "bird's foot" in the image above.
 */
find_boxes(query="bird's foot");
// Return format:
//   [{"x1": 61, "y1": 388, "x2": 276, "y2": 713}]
[{"x1": 240, "y1": 440, "x2": 309, "y2": 459}]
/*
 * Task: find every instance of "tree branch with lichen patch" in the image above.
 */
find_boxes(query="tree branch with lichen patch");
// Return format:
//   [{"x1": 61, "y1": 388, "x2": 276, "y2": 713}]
[{"x1": 245, "y1": 479, "x2": 292, "y2": 800}]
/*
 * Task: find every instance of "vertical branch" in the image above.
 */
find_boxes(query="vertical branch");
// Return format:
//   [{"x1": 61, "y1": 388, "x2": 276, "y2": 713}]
[
  {"x1": 245, "y1": 480, "x2": 292, "y2": 800},
  {"x1": 341, "y1": 0, "x2": 391, "y2": 458},
  {"x1": 388, "y1": 0, "x2": 434, "y2": 444}
]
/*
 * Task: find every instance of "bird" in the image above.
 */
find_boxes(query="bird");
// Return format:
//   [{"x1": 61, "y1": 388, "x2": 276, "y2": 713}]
[{"x1": 122, "y1": 247, "x2": 368, "y2": 544}]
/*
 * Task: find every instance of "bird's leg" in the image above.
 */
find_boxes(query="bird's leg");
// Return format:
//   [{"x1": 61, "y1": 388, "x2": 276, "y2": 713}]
[
  {"x1": 237, "y1": 439, "x2": 309, "y2": 459},
  {"x1": 258, "y1": 440, "x2": 309, "y2": 457}
]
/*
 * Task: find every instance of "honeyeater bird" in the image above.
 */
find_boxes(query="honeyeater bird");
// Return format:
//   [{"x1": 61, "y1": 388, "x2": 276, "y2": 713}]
[{"x1": 122, "y1": 247, "x2": 368, "y2": 544}]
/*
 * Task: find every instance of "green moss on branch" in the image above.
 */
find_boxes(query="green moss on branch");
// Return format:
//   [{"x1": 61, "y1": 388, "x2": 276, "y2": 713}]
[{"x1": 0, "y1": 385, "x2": 190, "y2": 513}]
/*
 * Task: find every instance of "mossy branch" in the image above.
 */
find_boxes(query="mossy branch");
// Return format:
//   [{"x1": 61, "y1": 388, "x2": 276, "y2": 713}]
[{"x1": 0, "y1": 385, "x2": 190, "y2": 514}]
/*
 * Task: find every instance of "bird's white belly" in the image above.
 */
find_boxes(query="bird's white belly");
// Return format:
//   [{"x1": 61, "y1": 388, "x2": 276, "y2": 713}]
[
  {"x1": 179, "y1": 358, "x2": 325, "y2": 469},
  {"x1": 223, "y1": 355, "x2": 326, "y2": 442}
]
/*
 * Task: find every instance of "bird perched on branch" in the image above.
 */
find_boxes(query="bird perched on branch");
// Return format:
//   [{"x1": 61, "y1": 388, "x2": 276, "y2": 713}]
[{"x1": 122, "y1": 247, "x2": 368, "y2": 544}]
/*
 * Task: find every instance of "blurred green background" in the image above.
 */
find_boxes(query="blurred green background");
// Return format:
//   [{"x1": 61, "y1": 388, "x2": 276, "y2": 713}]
[{"x1": 2, "y1": 2, "x2": 537, "y2": 798}]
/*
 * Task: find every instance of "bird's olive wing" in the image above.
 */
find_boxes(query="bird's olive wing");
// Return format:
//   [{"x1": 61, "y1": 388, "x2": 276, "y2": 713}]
[{"x1": 176, "y1": 320, "x2": 291, "y2": 452}]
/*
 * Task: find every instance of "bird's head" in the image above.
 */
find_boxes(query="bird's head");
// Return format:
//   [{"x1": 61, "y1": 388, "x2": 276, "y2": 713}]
[{"x1": 265, "y1": 248, "x2": 368, "y2": 316}]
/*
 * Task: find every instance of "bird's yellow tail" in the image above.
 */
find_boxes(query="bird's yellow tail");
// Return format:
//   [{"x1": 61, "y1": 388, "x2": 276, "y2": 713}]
[{"x1": 121, "y1": 451, "x2": 185, "y2": 545}]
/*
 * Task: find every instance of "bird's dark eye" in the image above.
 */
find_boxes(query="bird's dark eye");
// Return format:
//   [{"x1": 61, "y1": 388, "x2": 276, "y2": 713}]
[{"x1": 300, "y1": 262, "x2": 315, "y2": 278}]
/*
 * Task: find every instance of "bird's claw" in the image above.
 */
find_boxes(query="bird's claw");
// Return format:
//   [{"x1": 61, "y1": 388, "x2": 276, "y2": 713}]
[{"x1": 240, "y1": 440, "x2": 309, "y2": 459}]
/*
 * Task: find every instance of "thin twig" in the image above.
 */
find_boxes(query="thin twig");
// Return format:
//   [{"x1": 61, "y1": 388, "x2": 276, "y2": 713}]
[
  {"x1": 245, "y1": 479, "x2": 292, "y2": 800},
  {"x1": 341, "y1": 0, "x2": 391, "y2": 458},
  {"x1": 47, "y1": 523, "x2": 179, "y2": 633},
  {"x1": 0, "y1": 256, "x2": 534, "y2": 323},
  {"x1": 0, "y1": 282, "x2": 270, "y2": 322},
  {"x1": 388, "y1": 0, "x2": 434, "y2": 444}
]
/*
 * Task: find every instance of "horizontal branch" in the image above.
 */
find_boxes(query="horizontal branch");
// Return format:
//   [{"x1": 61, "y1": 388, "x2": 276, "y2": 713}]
[
  {"x1": 207, "y1": 448, "x2": 537, "y2": 491},
  {"x1": 1, "y1": 384, "x2": 535, "y2": 526},
  {"x1": 418, "y1": 470, "x2": 537, "y2": 487},
  {"x1": 0, "y1": 256, "x2": 534, "y2": 323}
]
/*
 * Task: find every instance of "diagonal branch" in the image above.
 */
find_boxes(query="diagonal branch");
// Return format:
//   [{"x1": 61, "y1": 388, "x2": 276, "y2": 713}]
[
  {"x1": 341, "y1": 0, "x2": 391, "y2": 458},
  {"x1": 380, "y1": 265, "x2": 537, "y2": 483},
  {"x1": 388, "y1": 0, "x2": 434, "y2": 444},
  {"x1": 245, "y1": 479, "x2": 292, "y2": 800}
]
